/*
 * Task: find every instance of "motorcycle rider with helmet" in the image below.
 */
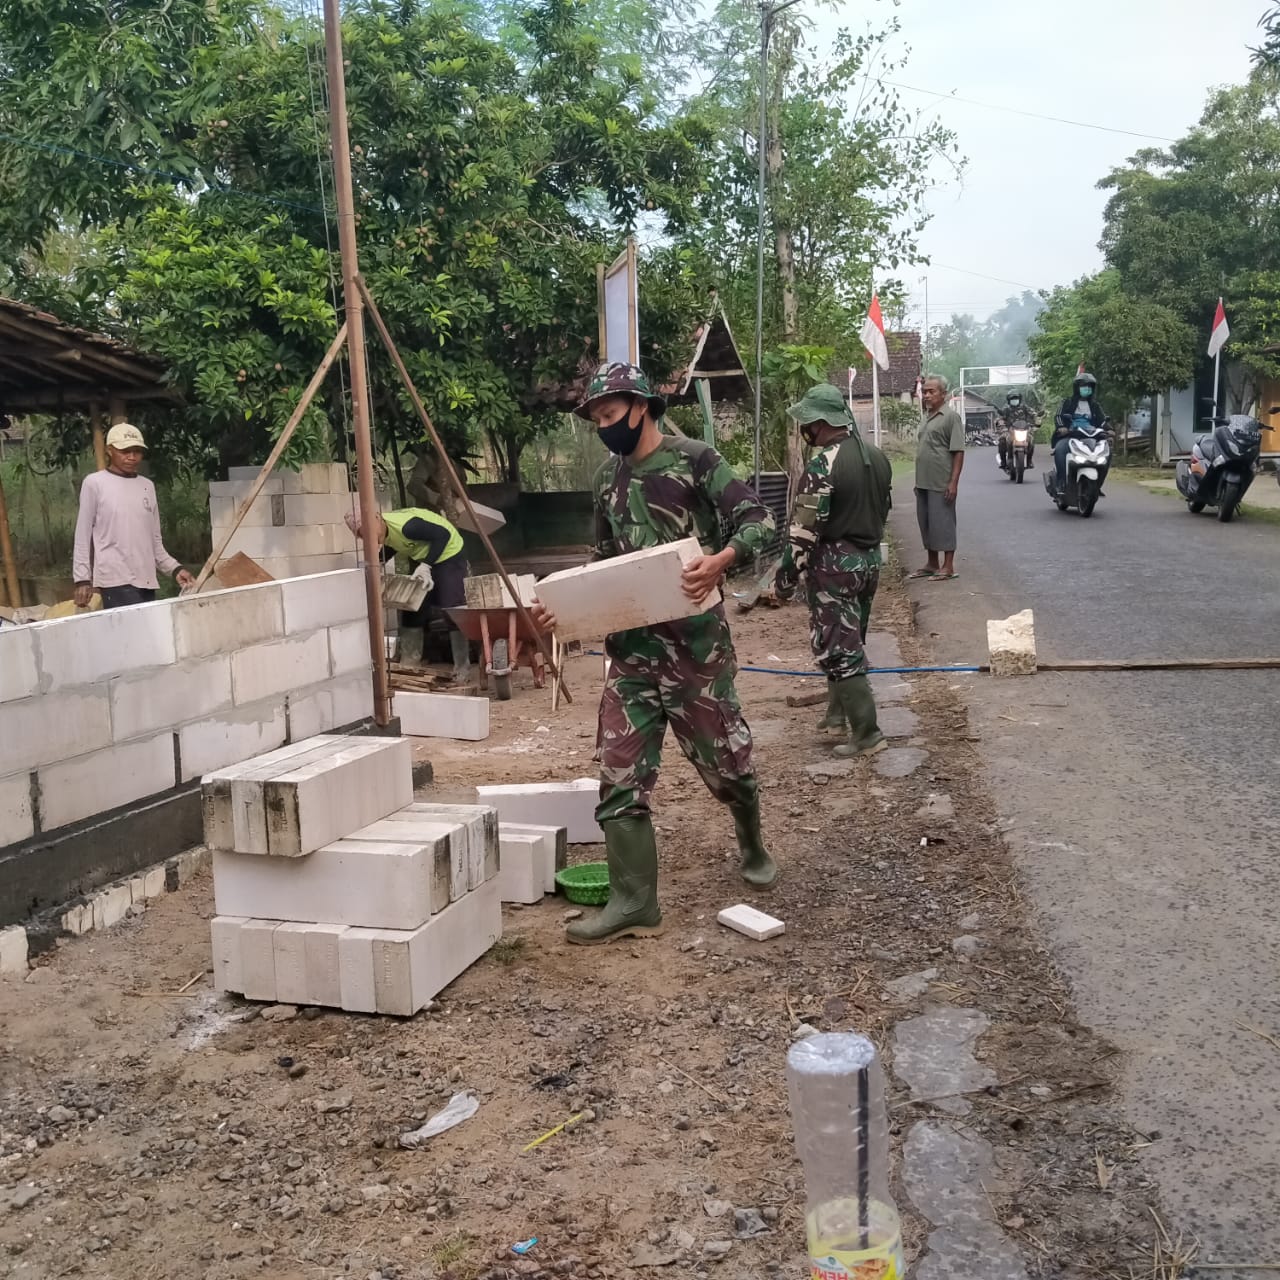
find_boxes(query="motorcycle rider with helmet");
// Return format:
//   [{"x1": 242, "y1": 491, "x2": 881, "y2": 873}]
[
  {"x1": 1052, "y1": 371, "x2": 1107, "y2": 492},
  {"x1": 996, "y1": 392, "x2": 1038, "y2": 471}
]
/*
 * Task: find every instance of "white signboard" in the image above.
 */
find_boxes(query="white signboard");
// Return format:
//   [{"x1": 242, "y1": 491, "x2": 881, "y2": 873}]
[
  {"x1": 600, "y1": 239, "x2": 638, "y2": 366},
  {"x1": 987, "y1": 364, "x2": 1033, "y2": 385}
]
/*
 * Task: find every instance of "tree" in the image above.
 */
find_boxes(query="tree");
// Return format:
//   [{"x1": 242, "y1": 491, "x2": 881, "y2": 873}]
[{"x1": 0, "y1": 0, "x2": 713, "y2": 479}]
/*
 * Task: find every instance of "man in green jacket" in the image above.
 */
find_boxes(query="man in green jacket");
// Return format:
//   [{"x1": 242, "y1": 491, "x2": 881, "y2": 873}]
[
  {"x1": 773, "y1": 383, "x2": 893, "y2": 757},
  {"x1": 345, "y1": 506, "x2": 470, "y2": 679}
]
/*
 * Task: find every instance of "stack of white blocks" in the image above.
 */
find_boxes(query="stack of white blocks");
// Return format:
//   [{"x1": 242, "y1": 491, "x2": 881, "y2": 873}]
[
  {"x1": 209, "y1": 463, "x2": 365, "y2": 581},
  {"x1": 207, "y1": 735, "x2": 504, "y2": 1016}
]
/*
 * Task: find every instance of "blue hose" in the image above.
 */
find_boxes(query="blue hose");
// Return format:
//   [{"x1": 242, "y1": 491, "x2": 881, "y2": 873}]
[{"x1": 583, "y1": 650, "x2": 981, "y2": 677}]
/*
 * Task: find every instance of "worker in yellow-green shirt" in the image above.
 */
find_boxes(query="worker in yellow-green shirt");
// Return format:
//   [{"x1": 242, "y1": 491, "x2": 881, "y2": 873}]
[{"x1": 345, "y1": 507, "x2": 470, "y2": 679}]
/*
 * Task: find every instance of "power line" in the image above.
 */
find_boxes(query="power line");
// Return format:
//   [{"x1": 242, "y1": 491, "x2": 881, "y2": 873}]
[
  {"x1": 926, "y1": 262, "x2": 1043, "y2": 291},
  {"x1": 882, "y1": 80, "x2": 1178, "y2": 144}
]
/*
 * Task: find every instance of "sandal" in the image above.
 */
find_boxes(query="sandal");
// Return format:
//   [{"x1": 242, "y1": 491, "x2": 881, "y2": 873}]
[
  {"x1": 929, "y1": 571, "x2": 959, "y2": 581},
  {"x1": 906, "y1": 569, "x2": 935, "y2": 580}
]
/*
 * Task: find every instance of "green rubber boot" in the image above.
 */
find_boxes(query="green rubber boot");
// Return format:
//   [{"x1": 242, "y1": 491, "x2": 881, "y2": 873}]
[
  {"x1": 566, "y1": 817, "x2": 664, "y2": 946},
  {"x1": 730, "y1": 798, "x2": 778, "y2": 888},
  {"x1": 816, "y1": 679, "x2": 846, "y2": 733},
  {"x1": 449, "y1": 629, "x2": 472, "y2": 684},
  {"x1": 831, "y1": 674, "x2": 887, "y2": 758}
]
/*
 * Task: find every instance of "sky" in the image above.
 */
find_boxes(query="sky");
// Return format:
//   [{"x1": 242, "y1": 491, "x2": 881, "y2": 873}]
[{"x1": 810, "y1": 0, "x2": 1267, "y2": 329}]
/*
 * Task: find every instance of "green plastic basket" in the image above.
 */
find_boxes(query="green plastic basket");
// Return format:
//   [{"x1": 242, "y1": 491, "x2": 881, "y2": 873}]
[{"x1": 555, "y1": 862, "x2": 611, "y2": 906}]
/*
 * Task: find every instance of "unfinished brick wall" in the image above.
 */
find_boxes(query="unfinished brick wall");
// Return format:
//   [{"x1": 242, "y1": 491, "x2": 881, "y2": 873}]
[{"x1": 0, "y1": 569, "x2": 376, "y2": 849}]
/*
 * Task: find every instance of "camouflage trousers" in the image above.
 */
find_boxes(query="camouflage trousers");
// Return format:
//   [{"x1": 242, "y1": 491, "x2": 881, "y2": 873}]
[
  {"x1": 596, "y1": 612, "x2": 758, "y2": 824},
  {"x1": 805, "y1": 541, "x2": 881, "y2": 682}
]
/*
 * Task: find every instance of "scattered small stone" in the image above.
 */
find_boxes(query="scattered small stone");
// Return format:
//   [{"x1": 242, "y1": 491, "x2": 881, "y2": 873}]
[
  {"x1": 46, "y1": 1105, "x2": 77, "y2": 1125},
  {"x1": 959, "y1": 913, "x2": 981, "y2": 931},
  {"x1": 315, "y1": 1092, "x2": 353, "y2": 1114},
  {"x1": 703, "y1": 1197, "x2": 732, "y2": 1218},
  {"x1": 674, "y1": 1115, "x2": 691, "y2": 1131},
  {"x1": 679, "y1": 937, "x2": 705, "y2": 953},
  {"x1": 361, "y1": 1184, "x2": 390, "y2": 1202},
  {"x1": 951, "y1": 935, "x2": 983, "y2": 957},
  {"x1": 288, "y1": 1063, "x2": 308, "y2": 1079},
  {"x1": 563, "y1": 909, "x2": 584, "y2": 922},
  {"x1": 581, "y1": 1108, "x2": 597, "y2": 1123},
  {"x1": 8, "y1": 1184, "x2": 41, "y2": 1210},
  {"x1": 761, "y1": 1206, "x2": 780, "y2": 1224},
  {"x1": 733, "y1": 1208, "x2": 768, "y2": 1239},
  {"x1": 871, "y1": 947, "x2": 898, "y2": 962},
  {"x1": 261, "y1": 1004, "x2": 298, "y2": 1022},
  {"x1": 883, "y1": 969, "x2": 939, "y2": 1004},
  {"x1": 790, "y1": 1022, "x2": 819, "y2": 1041},
  {"x1": 703, "y1": 1240, "x2": 733, "y2": 1261},
  {"x1": 1028, "y1": 1085, "x2": 1052, "y2": 1099},
  {"x1": 24, "y1": 966, "x2": 51, "y2": 985},
  {"x1": 302, "y1": 1006, "x2": 324, "y2": 1021}
]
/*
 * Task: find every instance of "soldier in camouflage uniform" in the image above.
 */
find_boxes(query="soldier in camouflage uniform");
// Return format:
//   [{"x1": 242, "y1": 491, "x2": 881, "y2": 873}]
[
  {"x1": 530, "y1": 362, "x2": 777, "y2": 946},
  {"x1": 774, "y1": 383, "x2": 893, "y2": 757}
]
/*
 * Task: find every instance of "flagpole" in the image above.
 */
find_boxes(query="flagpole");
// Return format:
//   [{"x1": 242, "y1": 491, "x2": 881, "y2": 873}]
[
  {"x1": 1212, "y1": 349, "x2": 1221, "y2": 418},
  {"x1": 872, "y1": 359, "x2": 881, "y2": 447}
]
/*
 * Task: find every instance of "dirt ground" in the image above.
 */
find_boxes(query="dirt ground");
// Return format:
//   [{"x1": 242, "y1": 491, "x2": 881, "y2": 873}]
[{"x1": 1, "y1": 573, "x2": 1166, "y2": 1279}]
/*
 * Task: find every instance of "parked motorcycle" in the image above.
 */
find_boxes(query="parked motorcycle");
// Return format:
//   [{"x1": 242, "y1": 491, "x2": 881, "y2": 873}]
[
  {"x1": 1044, "y1": 416, "x2": 1112, "y2": 517},
  {"x1": 1000, "y1": 422, "x2": 1035, "y2": 484},
  {"x1": 1175, "y1": 413, "x2": 1262, "y2": 523}
]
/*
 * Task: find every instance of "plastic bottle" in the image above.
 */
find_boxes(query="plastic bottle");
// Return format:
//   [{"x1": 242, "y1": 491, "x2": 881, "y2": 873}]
[{"x1": 786, "y1": 1032, "x2": 904, "y2": 1280}]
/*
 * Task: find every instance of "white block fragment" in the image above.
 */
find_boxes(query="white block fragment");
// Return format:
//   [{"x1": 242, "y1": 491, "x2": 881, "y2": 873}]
[
  {"x1": 213, "y1": 831, "x2": 451, "y2": 930},
  {"x1": 717, "y1": 903, "x2": 785, "y2": 941},
  {"x1": 475, "y1": 778, "x2": 603, "y2": 843},
  {"x1": 987, "y1": 608, "x2": 1037, "y2": 678},
  {"x1": 501, "y1": 823, "x2": 567, "y2": 893},
  {"x1": 61, "y1": 903, "x2": 92, "y2": 937},
  {"x1": 496, "y1": 831, "x2": 543, "y2": 904},
  {"x1": 91, "y1": 883, "x2": 133, "y2": 932},
  {"x1": 0, "y1": 925, "x2": 28, "y2": 975},
  {"x1": 533, "y1": 538, "x2": 719, "y2": 641},
  {"x1": 392, "y1": 691, "x2": 489, "y2": 741},
  {"x1": 211, "y1": 916, "x2": 250, "y2": 993}
]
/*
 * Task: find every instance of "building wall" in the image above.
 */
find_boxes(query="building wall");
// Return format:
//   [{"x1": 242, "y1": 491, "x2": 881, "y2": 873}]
[{"x1": 0, "y1": 570, "x2": 375, "y2": 850}]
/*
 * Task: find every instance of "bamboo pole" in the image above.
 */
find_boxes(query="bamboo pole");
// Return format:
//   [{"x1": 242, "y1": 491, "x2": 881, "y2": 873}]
[
  {"x1": 323, "y1": 0, "x2": 390, "y2": 728},
  {"x1": 0, "y1": 468, "x2": 21, "y2": 608},
  {"x1": 90, "y1": 401, "x2": 106, "y2": 471},
  {"x1": 355, "y1": 275, "x2": 573, "y2": 704},
  {"x1": 189, "y1": 324, "x2": 348, "y2": 594}
]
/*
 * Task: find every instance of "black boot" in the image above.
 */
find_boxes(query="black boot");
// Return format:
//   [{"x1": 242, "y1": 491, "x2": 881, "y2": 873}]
[
  {"x1": 566, "y1": 817, "x2": 663, "y2": 946},
  {"x1": 817, "y1": 679, "x2": 846, "y2": 733},
  {"x1": 832, "y1": 674, "x2": 887, "y2": 758},
  {"x1": 730, "y1": 797, "x2": 777, "y2": 887}
]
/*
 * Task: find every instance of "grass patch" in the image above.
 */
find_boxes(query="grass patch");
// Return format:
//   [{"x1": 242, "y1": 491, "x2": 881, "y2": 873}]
[
  {"x1": 432, "y1": 1233, "x2": 480, "y2": 1277},
  {"x1": 490, "y1": 935, "x2": 527, "y2": 966}
]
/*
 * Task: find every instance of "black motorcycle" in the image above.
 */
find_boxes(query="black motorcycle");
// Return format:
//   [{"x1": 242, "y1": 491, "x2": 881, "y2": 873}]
[{"x1": 1175, "y1": 414, "x2": 1262, "y2": 523}]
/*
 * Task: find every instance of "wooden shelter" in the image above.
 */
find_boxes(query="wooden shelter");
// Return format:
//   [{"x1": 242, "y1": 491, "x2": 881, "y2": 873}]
[
  {"x1": 662, "y1": 299, "x2": 752, "y2": 408},
  {"x1": 0, "y1": 296, "x2": 175, "y2": 606}
]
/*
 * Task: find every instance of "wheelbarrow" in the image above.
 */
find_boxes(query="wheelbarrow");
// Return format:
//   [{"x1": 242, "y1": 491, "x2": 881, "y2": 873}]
[{"x1": 445, "y1": 606, "x2": 548, "y2": 700}]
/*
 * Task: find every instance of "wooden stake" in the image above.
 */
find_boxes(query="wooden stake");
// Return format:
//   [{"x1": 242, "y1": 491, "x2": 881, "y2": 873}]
[
  {"x1": 90, "y1": 401, "x2": 106, "y2": 471},
  {"x1": 0, "y1": 466, "x2": 20, "y2": 608},
  {"x1": 323, "y1": 0, "x2": 390, "y2": 726},
  {"x1": 355, "y1": 275, "x2": 572, "y2": 704},
  {"x1": 189, "y1": 325, "x2": 348, "y2": 594}
]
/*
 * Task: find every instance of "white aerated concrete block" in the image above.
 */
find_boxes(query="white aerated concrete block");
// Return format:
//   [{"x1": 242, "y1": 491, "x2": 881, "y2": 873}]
[
  {"x1": 231, "y1": 630, "x2": 330, "y2": 706},
  {"x1": 281, "y1": 493, "x2": 358, "y2": 525},
  {"x1": 211, "y1": 915, "x2": 250, "y2": 993},
  {"x1": 304, "y1": 924, "x2": 345, "y2": 1008},
  {"x1": 240, "y1": 920, "x2": 283, "y2": 1001},
  {"x1": 0, "y1": 627, "x2": 37, "y2": 704},
  {"x1": 348, "y1": 817, "x2": 468, "y2": 904},
  {"x1": 0, "y1": 690, "x2": 113, "y2": 777},
  {"x1": 62, "y1": 903, "x2": 92, "y2": 937},
  {"x1": 178, "y1": 701, "x2": 288, "y2": 782},
  {"x1": 987, "y1": 608, "x2": 1037, "y2": 678},
  {"x1": 92, "y1": 883, "x2": 133, "y2": 932},
  {"x1": 280, "y1": 463, "x2": 347, "y2": 495},
  {"x1": 273, "y1": 922, "x2": 315, "y2": 1004},
  {"x1": 501, "y1": 823, "x2": 567, "y2": 893},
  {"x1": 329, "y1": 620, "x2": 372, "y2": 678},
  {"x1": 171, "y1": 582, "x2": 284, "y2": 660},
  {"x1": 393, "y1": 803, "x2": 500, "y2": 889},
  {"x1": 476, "y1": 778, "x2": 603, "y2": 843},
  {"x1": 533, "y1": 538, "x2": 720, "y2": 641},
  {"x1": 717, "y1": 903, "x2": 785, "y2": 941},
  {"x1": 110, "y1": 658, "x2": 232, "y2": 743},
  {"x1": 280, "y1": 569, "x2": 368, "y2": 635},
  {"x1": 209, "y1": 476, "x2": 284, "y2": 499},
  {"x1": 213, "y1": 829, "x2": 451, "y2": 930},
  {"x1": 35, "y1": 601, "x2": 177, "y2": 691},
  {"x1": 338, "y1": 928, "x2": 379, "y2": 1013},
  {"x1": 38, "y1": 732, "x2": 176, "y2": 832},
  {"x1": 393, "y1": 691, "x2": 489, "y2": 741},
  {"x1": 288, "y1": 672, "x2": 375, "y2": 740},
  {"x1": 0, "y1": 925, "x2": 28, "y2": 975},
  {"x1": 209, "y1": 493, "x2": 278, "y2": 528},
  {"x1": 497, "y1": 831, "x2": 543, "y2": 904},
  {"x1": 0, "y1": 772, "x2": 34, "y2": 847},
  {"x1": 221, "y1": 523, "x2": 354, "y2": 561}
]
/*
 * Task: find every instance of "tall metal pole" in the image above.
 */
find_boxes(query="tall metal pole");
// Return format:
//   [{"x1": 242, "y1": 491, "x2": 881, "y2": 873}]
[
  {"x1": 752, "y1": 5, "x2": 769, "y2": 496},
  {"x1": 323, "y1": 0, "x2": 390, "y2": 726}
]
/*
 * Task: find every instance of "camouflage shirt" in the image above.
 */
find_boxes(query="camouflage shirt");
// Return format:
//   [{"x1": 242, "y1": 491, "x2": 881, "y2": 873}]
[
  {"x1": 593, "y1": 435, "x2": 773, "y2": 660},
  {"x1": 776, "y1": 432, "x2": 892, "y2": 597}
]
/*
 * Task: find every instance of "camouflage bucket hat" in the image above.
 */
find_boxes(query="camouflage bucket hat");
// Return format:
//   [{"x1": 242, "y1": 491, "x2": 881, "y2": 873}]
[
  {"x1": 788, "y1": 382, "x2": 853, "y2": 428},
  {"x1": 574, "y1": 361, "x2": 667, "y2": 421}
]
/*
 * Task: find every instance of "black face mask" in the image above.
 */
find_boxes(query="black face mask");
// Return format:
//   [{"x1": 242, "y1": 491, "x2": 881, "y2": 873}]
[{"x1": 596, "y1": 400, "x2": 645, "y2": 456}]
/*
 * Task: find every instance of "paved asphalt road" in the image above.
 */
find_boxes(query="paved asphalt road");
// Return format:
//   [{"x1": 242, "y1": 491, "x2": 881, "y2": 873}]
[{"x1": 890, "y1": 449, "x2": 1280, "y2": 1272}]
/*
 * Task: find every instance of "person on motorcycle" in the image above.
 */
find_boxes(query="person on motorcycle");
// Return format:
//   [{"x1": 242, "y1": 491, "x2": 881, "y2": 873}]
[
  {"x1": 996, "y1": 392, "x2": 1037, "y2": 470},
  {"x1": 1052, "y1": 371, "x2": 1107, "y2": 491}
]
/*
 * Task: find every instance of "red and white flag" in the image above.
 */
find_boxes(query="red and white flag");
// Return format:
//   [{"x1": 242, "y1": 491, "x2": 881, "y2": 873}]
[
  {"x1": 1077, "y1": 362, "x2": 1087, "y2": 375},
  {"x1": 1207, "y1": 297, "x2": 1230, "y2": 358},
  {"x1": 860, "y1": 295, "x2": 890, "y2": 371}
]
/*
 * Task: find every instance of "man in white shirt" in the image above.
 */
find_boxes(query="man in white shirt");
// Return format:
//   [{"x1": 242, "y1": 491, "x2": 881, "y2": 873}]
[{"x1": 72, "y1": 423, "x2": 193, "y2": 609}]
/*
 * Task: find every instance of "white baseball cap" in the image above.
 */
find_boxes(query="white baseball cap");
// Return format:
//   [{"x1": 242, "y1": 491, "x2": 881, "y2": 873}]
[{"x1": 106, "y1": 423, "x2": 147, "y2": 451}]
